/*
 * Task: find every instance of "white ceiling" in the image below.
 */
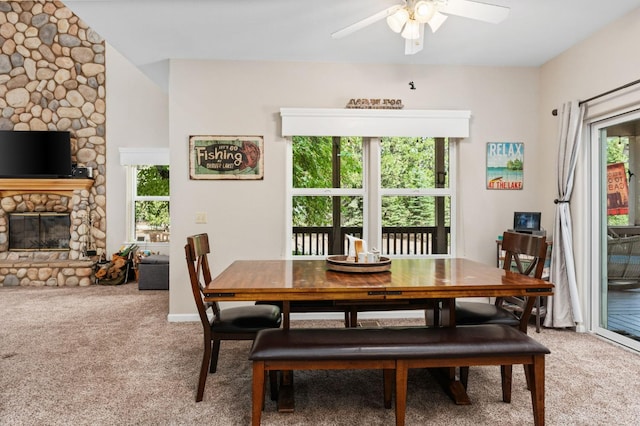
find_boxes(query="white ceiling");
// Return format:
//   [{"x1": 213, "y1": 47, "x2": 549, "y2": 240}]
[{"x1": 64, "y1": 0, "x2": 640, "y2": 89}]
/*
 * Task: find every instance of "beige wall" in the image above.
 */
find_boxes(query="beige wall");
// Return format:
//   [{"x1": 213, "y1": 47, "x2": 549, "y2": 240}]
[
  {"x1": 539, "y1": 7, "x2": 640, "y2": 329},
  {"x1": 167, "y1": 61, "x2": 542, "y2": 317},
  {"x1": 105, "y1": 44, "x2": 169, "y2": 256}
]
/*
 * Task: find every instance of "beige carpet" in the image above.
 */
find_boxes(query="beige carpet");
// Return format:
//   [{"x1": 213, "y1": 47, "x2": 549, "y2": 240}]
[{"x1": 1, "y1": 282, "x2": 639, "y2": 425}]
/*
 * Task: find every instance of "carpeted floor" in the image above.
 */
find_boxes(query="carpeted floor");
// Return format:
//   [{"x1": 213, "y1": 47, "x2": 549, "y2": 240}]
[{"x1": 1, "y1": 282, "x2": 639, "y2": 425}]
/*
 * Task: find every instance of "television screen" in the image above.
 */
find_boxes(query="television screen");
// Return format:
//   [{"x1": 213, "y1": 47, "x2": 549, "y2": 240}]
[
  {"x1": 0, "y1": 130, "x2": 72, "y2": 178},
  {"x1": 513, "y1": 211, "x2": 541, "y2": 233}
]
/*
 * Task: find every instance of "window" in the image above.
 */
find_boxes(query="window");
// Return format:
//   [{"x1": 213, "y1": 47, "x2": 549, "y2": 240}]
[
  {"x1": 290, "y1": 136, "x2": 453, "y2": 257},
  {"x1": 380, "y1": 137, "x2": 451, "y2": 255},
  {"x1": 119, "y1": 148, "x2": 170, "y2": 244},
  {"x1": 292, "y1": 137, "x2": 364, "y2": 255},
  {"x1": 281, "y1": 107, "x2": 469, "y2": 259},
  {"x1": 133, "y1": 165, "x2": 170, "y2": 242}
]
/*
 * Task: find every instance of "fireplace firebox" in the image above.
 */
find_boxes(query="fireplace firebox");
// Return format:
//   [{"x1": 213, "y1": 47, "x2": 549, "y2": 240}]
[{"x1": 9, "y1": 213, "x2": 71, "y2": 251}]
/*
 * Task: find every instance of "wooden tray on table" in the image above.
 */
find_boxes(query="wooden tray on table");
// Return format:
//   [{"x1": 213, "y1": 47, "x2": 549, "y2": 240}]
[{"x1": 326, "y1": 255, "x2": 391, "y2": 273}]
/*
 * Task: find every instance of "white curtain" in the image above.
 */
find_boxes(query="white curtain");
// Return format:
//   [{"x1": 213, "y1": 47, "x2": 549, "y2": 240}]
[{"x1": 544, "y1": 100, "x2": 586, "y2": 328}]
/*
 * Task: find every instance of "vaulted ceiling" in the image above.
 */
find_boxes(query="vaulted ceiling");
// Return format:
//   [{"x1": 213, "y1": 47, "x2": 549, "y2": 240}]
[{"x1": 64, "y1": 0, "x2": 640, "y2": 89}]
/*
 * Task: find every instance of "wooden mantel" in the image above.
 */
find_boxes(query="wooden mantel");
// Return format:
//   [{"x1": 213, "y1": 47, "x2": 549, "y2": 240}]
[{"x1": 0, "y1": 178, "x2": 94, "y2": 197}]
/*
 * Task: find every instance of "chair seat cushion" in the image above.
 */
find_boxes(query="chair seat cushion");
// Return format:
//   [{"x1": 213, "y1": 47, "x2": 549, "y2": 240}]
[
  {"x1": 213, "y1": 304, "x2": 282, "y2": 332},
  {"x1": 455, "y1": 301, "x2": 520, "y2": 326}
]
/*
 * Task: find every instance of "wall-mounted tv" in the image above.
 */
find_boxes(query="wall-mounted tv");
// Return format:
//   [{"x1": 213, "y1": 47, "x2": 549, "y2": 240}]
[
  {"x1": 513, "y1": 211, "x2": 541, "y2": 234},
  {"x1": 0, "y1": 130, "x2": 72, "y2": 178}
]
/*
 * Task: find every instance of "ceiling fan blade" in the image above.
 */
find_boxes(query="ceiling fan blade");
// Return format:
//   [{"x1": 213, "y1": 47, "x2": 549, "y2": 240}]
[
  {"x1": 331, "y1": 4, "x2": 404, "y2": 39},
  {"x1": 405, "y1": 23, "x2": 424, "y2": 55},
  {"x1": 440, "y1": 0, "x2": 510, "y2": 24}
]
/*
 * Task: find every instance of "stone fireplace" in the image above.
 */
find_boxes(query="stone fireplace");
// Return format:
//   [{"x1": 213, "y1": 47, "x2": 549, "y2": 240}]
[
  {"x1": 0, "y1": 2, "x2": 107, "y2": 287},
  {"x1": 0, "y1": 179, "x2": 96, "y2": 286}
]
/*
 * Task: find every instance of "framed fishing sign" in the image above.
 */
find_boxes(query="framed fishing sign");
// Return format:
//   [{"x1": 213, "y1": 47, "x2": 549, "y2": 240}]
[{"x1": 189, "y1": 135, "x2": 264, "y2": 180}]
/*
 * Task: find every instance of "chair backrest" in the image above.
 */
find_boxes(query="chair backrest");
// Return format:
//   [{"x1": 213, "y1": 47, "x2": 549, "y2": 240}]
[
  {"x1": 185, "y1": 233, "x2": 220, "y2": 329},
  {"x1": 501, "y1": 231, "x2": 548, "y2": 279},
  {"x1": 500, "y1": 231, "x2": 549, "y2": 332}
]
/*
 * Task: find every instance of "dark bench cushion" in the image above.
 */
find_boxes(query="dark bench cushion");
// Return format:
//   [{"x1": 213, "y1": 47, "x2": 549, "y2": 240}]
[{"x1": 249, "y1": 324, "x2": 550, "y2": 361}]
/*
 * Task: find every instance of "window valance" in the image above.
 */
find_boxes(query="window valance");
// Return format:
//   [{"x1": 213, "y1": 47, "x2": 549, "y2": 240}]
[{"x1": 280, "y1": 108, "x2": 470, "y2": 137}]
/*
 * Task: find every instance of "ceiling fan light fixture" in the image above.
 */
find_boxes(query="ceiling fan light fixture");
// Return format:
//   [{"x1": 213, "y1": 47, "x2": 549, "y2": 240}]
[
  {"x1": 427, "y1": 11, "x2": 448, "y2": 33},
  {"x1": 401, "y1": 19, "x2": 420, "y2": 40},
  {"x1": 413, "y1": 1, "x2": 437, "y2": 23},
  {"x1": 386, "y1": 8, "x2": 409, "y2": 33}
]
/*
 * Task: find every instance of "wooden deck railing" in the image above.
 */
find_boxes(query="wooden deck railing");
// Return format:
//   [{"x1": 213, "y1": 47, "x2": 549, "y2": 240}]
[{"x1": 292, "y1": 226, "x2": 450, "y2": 256}]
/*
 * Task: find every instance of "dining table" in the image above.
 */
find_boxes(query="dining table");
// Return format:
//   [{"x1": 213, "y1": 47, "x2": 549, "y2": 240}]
[{"x1": 203, "y1": 257, "x2": 554, "y2": 409}]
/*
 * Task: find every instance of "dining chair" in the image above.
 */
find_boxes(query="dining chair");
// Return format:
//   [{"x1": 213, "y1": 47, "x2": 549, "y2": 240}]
[
  {"x1": 185, "y1": 233, "x2": 282, "y2": 402},
  {"x1": 455, "y1": 231, "x2": 548, "y2": 400}
]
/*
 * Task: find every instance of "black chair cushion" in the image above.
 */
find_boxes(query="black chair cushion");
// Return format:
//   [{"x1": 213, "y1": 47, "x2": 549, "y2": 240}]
[
  {"x1": 455, "y1": 301, "x2": 519, "y2": 327},
  {"x1": 213, "y1": 304, "x2": 282, "y2": 332}
]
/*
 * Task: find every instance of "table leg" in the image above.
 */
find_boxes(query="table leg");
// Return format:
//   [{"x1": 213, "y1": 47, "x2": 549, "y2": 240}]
[
  {"x1": 433, "y1": 298, "x2": 470, "y2": 405},
  {"x1": 282, "y1": 301, "x2": 290, "y2": 329},
  {"x1": 440, "y1": 298, "x2": 455, "y2": 327},
  {"x1": 424, "y1": 299, "x2": 439, "y2": 327},
  {"x1": 277, "y1": 370, "x2": 295, "y2": 412},
  {"x1": 430, "y1": 368, "x2": 471, "y2": 405},
  {"x1": 277, "y1": 301, "x2": 295, "y2": 412}
]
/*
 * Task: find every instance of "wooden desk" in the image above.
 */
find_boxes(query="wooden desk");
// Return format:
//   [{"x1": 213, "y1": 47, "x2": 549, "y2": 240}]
[{"x1": 204, "y1": 258, "x2": 553, "y2": 407}]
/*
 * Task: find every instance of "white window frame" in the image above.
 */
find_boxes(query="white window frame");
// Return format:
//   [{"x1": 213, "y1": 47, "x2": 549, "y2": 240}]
[
  {"x1": 119, "y1": 148, "x2": 170, "y2": 243},
  {"x1": 281, "y1": 108, "x2": 470, "y2": 259}
]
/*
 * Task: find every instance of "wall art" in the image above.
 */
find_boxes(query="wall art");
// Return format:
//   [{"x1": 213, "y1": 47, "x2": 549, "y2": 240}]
[
  {"x1": 189, "y1": 135, "x2": 263, "y2": 180},
  {"x1": 486, "y1": 142, "x2": 523, "y2": 190}
]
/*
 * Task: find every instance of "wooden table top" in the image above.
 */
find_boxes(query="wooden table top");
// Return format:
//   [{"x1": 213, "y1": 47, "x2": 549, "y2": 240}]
[{"x1": 204, "y1": 258, "x2": 554, "y2": 302}]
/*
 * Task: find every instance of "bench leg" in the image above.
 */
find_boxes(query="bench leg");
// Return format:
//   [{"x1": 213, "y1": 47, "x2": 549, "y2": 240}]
[
  {"x1": 529, "y1": 355, "x2": 546, "y2": 426},
  {"x1": 252, "y1": 361, "x2": 266, "y2": 426},
  {"x1": 501, "y1": 365, "x2": 513, "y2": 403},
  {"x1": 395, "y1": 361, "x2": 408, "y2": 426},
  {"x1": 524, "y1": 363, "x2": 532, "y2": 390}
]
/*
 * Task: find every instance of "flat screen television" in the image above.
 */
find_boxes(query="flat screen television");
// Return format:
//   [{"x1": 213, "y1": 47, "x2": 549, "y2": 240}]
[
  {"x1": 513, "y1": 211, "x2": 541, "y2": 234},
  {"x1": 0, "y1": 130, "x2": 72, "y2": 178}
]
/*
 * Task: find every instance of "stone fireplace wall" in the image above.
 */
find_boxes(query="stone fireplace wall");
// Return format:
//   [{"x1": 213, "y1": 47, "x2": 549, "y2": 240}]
[{"x1": 0, "y1": 1, "x2": 106, "y2": 286}]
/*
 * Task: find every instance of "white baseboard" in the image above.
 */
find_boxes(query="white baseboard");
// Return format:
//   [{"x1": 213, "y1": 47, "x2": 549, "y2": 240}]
[
  {"x1": 167, "y1": 313, "x2": 200, "y2": 322},
  {"x1": 167, "y1": 310, "x2": 425, "y2": 323}
]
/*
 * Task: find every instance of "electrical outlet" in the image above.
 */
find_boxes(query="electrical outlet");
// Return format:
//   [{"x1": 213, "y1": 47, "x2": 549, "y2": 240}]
[{"x1": 195, "y1": 212, "x2": 207, "y2": 224}]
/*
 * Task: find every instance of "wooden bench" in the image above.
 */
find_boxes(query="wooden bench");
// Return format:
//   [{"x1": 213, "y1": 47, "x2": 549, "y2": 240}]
[{"x1": 249, "y1": 324, "x2": 550, "y2": 426}]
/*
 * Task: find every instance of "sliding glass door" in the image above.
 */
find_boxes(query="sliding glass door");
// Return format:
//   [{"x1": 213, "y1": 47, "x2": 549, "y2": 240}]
[{"x1": 593, "y1": 110, "x2": 640, "y2": 351}]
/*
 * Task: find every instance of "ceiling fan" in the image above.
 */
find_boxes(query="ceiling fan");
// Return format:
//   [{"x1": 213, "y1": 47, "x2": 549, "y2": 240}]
[{"x1": 331, "y1": 0, "x2": 510, "y2": 55}]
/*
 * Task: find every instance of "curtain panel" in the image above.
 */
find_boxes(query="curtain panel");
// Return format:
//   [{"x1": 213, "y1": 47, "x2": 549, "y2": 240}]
[{"x1": 545, "y1": 100, "x2": 586, "y2": 328}]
